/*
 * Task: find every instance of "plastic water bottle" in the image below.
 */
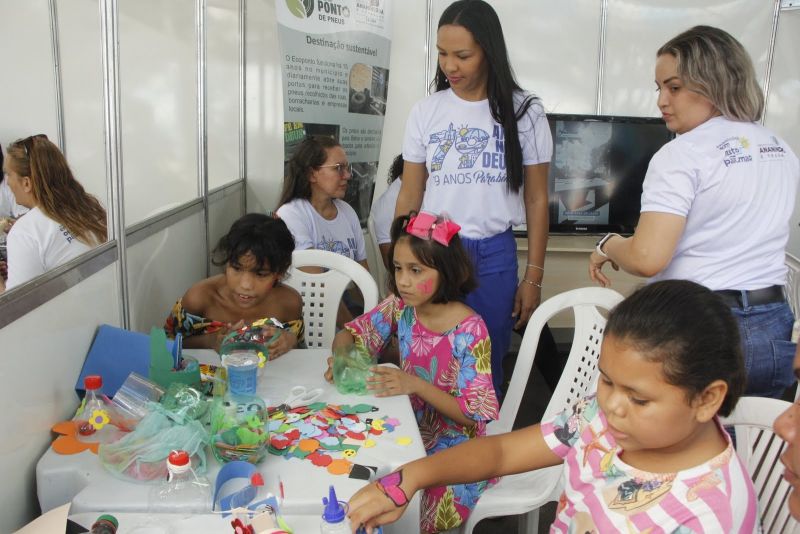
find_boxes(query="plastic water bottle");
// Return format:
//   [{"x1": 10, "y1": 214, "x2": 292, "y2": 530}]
[
  {"x1": 89, "y1": 514, "x2": 118, "y2": 534},
  {"x1": 320, "y1": 485, "x2": 351, "y2": 534},
  {"x1": 148, "y1": 450, "x2": 211, "y2": 512},
  {"x1": 74, "y1": 375, "x2": 117, "y2": 443}
]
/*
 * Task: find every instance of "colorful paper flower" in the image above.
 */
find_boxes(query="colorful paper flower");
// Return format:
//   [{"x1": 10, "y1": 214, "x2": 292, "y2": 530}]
[{"x1": 90, "y1": 409, "x2": 110, "y2": 430}]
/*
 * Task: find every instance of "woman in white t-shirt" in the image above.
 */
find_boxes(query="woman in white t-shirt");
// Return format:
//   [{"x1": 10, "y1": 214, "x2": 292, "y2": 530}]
[
  {"x1": 396, "y1": 0, "x2": 553, "y2": 395},
  {"x1": 276, "y1": 135, "x2": 370, "y2": 323},
  {"x1": 1, "y1": 135, "x2": 107, "y2": 292},
  {"x1": 276, "y1": 135, "x2": 368, "y2": 269},
  {"x1": 589, "y1": 26, "x2": 800, "y2": 399}
]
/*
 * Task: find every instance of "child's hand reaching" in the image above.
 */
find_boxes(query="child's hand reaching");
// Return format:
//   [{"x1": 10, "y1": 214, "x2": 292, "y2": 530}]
[
  {"x1": 215, "y1": 319, "x2": 245, "y2": 351},
  {"x1": 348, "y1": 478, "x2": 410, "y2": 533},
  {"x1": 367, "y1": 366, "x2": 419, "y2": 397},
  {"x1": 266, "y1": 327, "x2": 297, "y2": 360}
]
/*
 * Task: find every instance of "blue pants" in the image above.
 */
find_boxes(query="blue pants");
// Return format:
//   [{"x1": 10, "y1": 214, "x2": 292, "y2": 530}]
[
  {"x1": 461, "y1": 229, "x2": 518, "y2": 397},
  {"x1": 731, "y1": 300, "x2": 796, "y2": 399}
]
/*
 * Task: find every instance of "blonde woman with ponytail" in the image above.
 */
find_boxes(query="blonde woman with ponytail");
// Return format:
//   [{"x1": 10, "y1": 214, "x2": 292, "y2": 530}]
[{"x1": 1, "y1": 134, "x2": 107, "y2": 291}]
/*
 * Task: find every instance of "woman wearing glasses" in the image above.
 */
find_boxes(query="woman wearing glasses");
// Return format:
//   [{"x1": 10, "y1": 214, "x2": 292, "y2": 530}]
[
  {"x1": 0, "y1": 135, "x2": 106, "y2": 292},
  {"x1": 276, "y1": 135, "x2": 369, "y2": 323},
  {"x1": 276, "y1": 135, "x2": 368, "y2": 270}
]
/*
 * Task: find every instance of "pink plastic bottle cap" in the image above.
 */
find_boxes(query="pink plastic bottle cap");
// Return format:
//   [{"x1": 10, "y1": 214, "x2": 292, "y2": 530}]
[
  {"x1": 168, "y1": 450, "x2": 190, "y2": 467},
  {"x1": 84, "y1": 375, "x2": 102, "y2": 390}
]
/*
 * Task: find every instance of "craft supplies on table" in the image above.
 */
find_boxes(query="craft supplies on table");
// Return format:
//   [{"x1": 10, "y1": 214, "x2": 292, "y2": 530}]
[{"x1": 37, "y1": 349, "x2": 426, "y2": 534}]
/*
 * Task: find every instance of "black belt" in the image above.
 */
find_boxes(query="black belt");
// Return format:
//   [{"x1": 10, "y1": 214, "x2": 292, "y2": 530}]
[{"x1": 714, "y1": 285, "x2": 785, "y2": 308}]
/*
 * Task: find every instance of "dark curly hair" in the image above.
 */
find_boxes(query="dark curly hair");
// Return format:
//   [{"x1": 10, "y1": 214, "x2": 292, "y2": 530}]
[
  {"x1": 212, "y1": 213, "x2": 294, "y2": 275},
  {"x1": 605, "y1": 280, "x2": 746, "y2": 417},
  {"x1": 387, "y1": 213, "x2": 476, "y2": 304}
]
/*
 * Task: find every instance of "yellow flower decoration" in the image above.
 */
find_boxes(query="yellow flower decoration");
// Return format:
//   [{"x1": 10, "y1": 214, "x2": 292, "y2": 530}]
[{"x1": 90, "y1": 409, "x2": 110, "y2": 430}]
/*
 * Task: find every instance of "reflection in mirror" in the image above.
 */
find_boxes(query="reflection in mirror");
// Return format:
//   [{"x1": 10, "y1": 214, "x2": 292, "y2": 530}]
[{"x1": 0, "y1": 135, "x2": 107, "y2": 293}]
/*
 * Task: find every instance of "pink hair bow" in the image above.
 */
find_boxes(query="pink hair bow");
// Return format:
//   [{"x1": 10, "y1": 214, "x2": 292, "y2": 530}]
[{"x1": 406, "y1": 211, "x2": 461, "y2": 246}]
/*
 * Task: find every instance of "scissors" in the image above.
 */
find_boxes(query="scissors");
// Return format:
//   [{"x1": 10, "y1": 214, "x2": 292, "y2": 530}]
[{"x1": 276, "y1": 385, "x2": 323, "y2": 412}]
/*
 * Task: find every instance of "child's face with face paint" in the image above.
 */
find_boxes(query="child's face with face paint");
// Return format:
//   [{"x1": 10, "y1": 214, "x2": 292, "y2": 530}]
[{"x1": 392, "y1": 238, "x2": 440, "y2": 310}]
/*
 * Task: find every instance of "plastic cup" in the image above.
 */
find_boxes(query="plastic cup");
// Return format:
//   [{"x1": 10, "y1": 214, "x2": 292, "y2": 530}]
[
  {"x1": 111, "y1": 372, "x2": 165, "y2": 429},
  {"x1": 222, "y1": 352, "x2": 259, "y2": 396}
]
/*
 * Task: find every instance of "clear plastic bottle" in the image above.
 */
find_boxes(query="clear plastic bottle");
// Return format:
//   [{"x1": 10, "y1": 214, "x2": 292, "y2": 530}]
[
  {"x1": 89, "y1": 514, "x2": 118, "y2": 534},
  {"x1": 320, "y1": 485, "x2": 351, "y2": 534},
  {"x1": 148, "y1": 450, "x2": 211, "y2": 512},
  {"x1": 74, "y1": 375, "x2": 118, "y2": 443}
]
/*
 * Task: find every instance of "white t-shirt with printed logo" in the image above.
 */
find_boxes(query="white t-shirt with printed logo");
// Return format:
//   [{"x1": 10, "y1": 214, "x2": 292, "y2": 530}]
[
  {"x1": 403, "y1": 89, "x2": 553, "y2": 238},
  {"x1": 641, "y1": 116, "x2": 799, "y2": 290},
  {"x1": 372, "y1": 178, "x2": 402, "y2": 245},
  {"x1": 276, "y1": 198, "x2": 367, "y2": 262},
  {"x1": 6, "y1": 206, "x2": 92, "y2": 289}
]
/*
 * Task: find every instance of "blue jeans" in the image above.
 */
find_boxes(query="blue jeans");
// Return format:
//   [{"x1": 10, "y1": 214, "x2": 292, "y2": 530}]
[
  {"x1": 460, "y1": 229, "x2": 518, "y2": 397},
  {"x1": 731, "y1": 301, "x2": 796, "y2": 399}
]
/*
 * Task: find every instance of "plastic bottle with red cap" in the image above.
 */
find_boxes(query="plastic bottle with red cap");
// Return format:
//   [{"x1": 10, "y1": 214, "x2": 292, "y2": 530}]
[
  {"x1": 148, "y1": 449, "x2": 211, "y2": 512},
  {"x1": 73, "y1": 375, "x2": 118, "y2": 443}
]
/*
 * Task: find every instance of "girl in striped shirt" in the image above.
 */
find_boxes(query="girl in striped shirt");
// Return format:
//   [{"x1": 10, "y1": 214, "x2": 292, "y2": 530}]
[{"x1": 348, "y1": 280, "x2": 759, "y2": 533}]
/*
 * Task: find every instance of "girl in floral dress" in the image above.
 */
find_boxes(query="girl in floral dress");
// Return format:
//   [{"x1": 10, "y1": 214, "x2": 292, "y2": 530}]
[{"x1": 325, "y1": 211, "x2": 499, "y2": 533}]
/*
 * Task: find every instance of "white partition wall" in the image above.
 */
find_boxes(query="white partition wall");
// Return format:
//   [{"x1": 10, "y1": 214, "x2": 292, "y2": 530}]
[
  {"x1": 0, "y1": 0, "x2": 59, "y2": 147},
  {"x1": 208, "y1": 183, "x2": 247, "y2": 275},
  {"x1": 244, "y1": 0, "x2": 285, "y2": 213},
  {"x1": 208, "y1": 0, "x2": 242, "y2": 189},
  {"x1": 118, "y1": 0, "x2": 200, "y2": 225},
  {"x1": 127, "y1": 211, "x2": 208, "y2": 333},
  {"x1": 0, "y1": 265, "x2": 120, "y2": 533},
  {"x1": 56, "y1": 0, "x2": 108, "y2": 204},
  {"x1": 603, "y1": 0, "x2": 775, "y2": 116},
  {"x1": 766, "y1": 9, "x2": 800, "y2": 253},
  {"x1": 372, "y1": 2, "x2": 428, "y2": 204}
]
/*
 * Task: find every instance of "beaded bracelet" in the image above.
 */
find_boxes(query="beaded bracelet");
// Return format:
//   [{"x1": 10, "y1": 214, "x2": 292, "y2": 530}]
[
  {"x1": 521, "y1": 278, "x2": 542, "y2": 288},
  {"x1": 526, "y1": 264, "x2": 544, "y2": 272}
]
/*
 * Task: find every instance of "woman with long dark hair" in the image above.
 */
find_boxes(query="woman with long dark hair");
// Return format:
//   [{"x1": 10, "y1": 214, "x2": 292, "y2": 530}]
[
  {"x1": 395, "y1": 0, "x2": 552, "y2": 394},
  {"x1": 1, "y1": 135, "x2": 106, "y2": 291}
]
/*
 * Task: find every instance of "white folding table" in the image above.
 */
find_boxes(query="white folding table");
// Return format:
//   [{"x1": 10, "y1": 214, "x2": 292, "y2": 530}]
[{"x1": 37, "y1": 348, "x2": 426, "y2": 533}]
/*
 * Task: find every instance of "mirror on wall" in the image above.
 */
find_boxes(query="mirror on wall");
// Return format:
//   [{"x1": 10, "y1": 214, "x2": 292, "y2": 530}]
[{"x1": 0, "y1": 0, "x2": 110, "y2": 294}]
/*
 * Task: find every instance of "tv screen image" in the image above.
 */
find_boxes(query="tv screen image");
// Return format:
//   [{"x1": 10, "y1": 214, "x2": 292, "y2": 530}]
[{"x1": 545, "y1": 114, "x2": 674, "y2": 235}]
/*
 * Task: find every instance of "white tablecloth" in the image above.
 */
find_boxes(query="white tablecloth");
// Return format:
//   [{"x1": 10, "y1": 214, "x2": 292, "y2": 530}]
[{"x1": 38, "y1": 349, "x2": 426, "y2": 533}]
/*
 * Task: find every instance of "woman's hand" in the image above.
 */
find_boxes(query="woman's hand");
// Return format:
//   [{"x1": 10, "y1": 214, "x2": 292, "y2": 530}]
[
  {"x1": 588, "y1": 250, "x2": 618, "y2": 288},
  {"x1": 347, "y1": 481, "x2": 410, "y2": 533},
  {"x1": 367, "y1": 366, "x2": 418, "y2": 397},
  {"x1": 512, "y1": 281, "x2": 541, "y2": 329},
  {"x1": 266, "y1": 328, "x2": 297, "y2": 360},
  {"x1": 324, "y1": 356, "x2": 334, "y2": 383}
]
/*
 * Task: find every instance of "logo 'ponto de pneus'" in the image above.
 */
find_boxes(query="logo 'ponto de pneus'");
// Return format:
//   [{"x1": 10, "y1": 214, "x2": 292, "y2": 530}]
[{"x1": 287, "y1": 0, "x2": 314, "y2": 18}]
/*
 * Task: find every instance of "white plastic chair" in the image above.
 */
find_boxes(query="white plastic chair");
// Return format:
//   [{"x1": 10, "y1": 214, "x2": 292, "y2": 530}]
[
  {"x1": 721, "y1": 396, "x2": 800, "y2": 534},
  {"x1": 283, "y1": 249, "x2": 379, "y2": 349},
  {"x1": 785, "y1": 252, "x2": 800, "y2": 320},
  {"x1": 462, "y1": 286, "x2": 624, "y2": 534},
  {"x1": 367, "y1": 214, "x2": 388, "y2": 299}
]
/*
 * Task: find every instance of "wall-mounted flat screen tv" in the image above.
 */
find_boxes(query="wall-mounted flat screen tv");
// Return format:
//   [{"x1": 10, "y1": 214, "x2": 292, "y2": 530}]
[{"x1": 539, "y1": 113, "x2": 675, "y2": 236}]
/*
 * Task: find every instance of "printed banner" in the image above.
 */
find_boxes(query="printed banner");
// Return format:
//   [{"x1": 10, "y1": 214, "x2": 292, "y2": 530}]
[{"x1": 277, "y1": 0, "x2": 393, "y2": 226}]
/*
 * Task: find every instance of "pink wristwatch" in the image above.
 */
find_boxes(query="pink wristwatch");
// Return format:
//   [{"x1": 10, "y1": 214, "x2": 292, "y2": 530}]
[{"x1": 377, "y1": 470, "x2": 409, "y2": 507}]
